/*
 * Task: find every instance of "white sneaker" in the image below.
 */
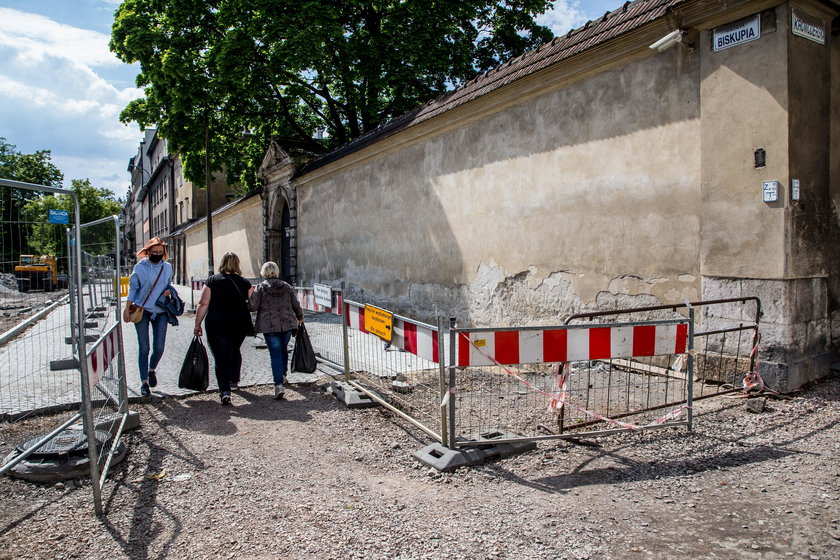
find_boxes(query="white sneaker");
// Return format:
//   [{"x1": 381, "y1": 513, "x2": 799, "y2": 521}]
[{"x1": 274, "y1": 384, "x2": 285, "y2": 399}]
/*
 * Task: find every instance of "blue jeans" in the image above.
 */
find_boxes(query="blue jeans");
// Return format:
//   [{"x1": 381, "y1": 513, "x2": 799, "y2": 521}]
[
  {"x1": 264, "y1": 331, "x2": 293, "y2": 385},
  {"x1": 134, "y1": 311, "x2": 169, "y2": 383}
]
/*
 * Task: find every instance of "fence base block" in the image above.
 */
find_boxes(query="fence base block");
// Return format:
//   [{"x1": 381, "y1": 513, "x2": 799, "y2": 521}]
[
  {"x1": 413, "y1": 443, "x2": 487, "y2": 472},
  {"x1": 326, "y1": 382, "x2": 378, "y2": 409},
  {"x1": 414, "y1": 430, "x2": 537, "y2": 472}
]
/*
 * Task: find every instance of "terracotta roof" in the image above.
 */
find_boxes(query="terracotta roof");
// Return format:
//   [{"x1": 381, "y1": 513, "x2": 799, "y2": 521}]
[{"x1": 297, "y1": 0, "x2": 686, "y2": 176}]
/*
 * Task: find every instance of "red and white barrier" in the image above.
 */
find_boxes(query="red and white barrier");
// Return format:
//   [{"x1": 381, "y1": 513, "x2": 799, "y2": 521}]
[
  {"x1": 191, "y1": 279, "x2": 204, "y2": 291},
  {"x1": 344, "y1": 302, "x2": 440, "y2": 363},
  {"x1": 86, "y1": 326, "x2": 120, "y2": 388},
  {"x1": 456, "y1": 323, "x2": 688, "y2": 367},
  {"x1": 295, "y1": 287, "x2": 343, "y2": 315}
]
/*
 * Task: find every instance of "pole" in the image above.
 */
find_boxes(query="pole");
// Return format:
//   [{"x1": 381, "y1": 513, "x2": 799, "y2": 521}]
[{"x1": 205, "y1": 125, "x2": 214, "y2": 277}]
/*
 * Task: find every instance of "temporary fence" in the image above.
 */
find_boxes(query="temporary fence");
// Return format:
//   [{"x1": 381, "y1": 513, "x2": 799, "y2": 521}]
[
  {"x1": 448, "y1": 316, "x2": 693, "y2": 446},
  {"x1": 343, "y1": 300, "x2": 446, "y2": 442},
  {"x1": 565, "y1": 297, "x2": 762, "y2": 400},
  {"x1": 295, "y1": 285, "x2": 345, "y2": 369},
  {"x1": 0, "y1": 175, "x2": 125, "y2": 515},
  {"x1": 74, "y1": 215, "x2": 128, "y2": 511}
]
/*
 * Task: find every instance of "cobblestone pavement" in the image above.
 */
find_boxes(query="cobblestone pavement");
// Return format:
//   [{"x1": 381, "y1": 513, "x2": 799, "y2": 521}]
[
  {"x1": 123, "y1": 284, "x2": 322, "y2": 399},
  {"x1": 0, "y1": 284, "x2": 323, "y2": 416}
]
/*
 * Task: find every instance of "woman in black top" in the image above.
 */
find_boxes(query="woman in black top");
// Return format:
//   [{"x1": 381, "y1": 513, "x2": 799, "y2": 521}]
[{"x1": 194, "y1": 253, "x2": 254, "y2": 405}]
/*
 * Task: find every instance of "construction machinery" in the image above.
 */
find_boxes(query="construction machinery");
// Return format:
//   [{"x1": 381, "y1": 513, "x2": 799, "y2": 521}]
[{"x1": 15, "y1": 255, "x2": 64, "y2": 292}]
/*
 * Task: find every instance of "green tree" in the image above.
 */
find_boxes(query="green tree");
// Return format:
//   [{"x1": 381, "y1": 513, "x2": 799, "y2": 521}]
[
  {"x1": 0, "y1": 138, "x2": 65, "y2": 269},
  {"x1": 22, "y1": 179, "x2": 123, "y2": 259},
  {"x1": 110, "y1": 0, "x2": 553, "y2": 190}
]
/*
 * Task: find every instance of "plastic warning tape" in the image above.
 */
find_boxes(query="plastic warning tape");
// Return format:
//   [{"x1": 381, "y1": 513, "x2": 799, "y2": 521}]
[
  {"x1": 456, "y1": 323, "x2": 688, "y2": 367},
  {"x1": 295, "y1": 287, "x2": 343, "y2": 315}
]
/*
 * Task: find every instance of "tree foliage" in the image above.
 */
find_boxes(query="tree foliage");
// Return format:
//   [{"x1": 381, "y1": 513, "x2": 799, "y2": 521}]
[
  {"x1": 22, "y1": 179, "x2": 124, "y2": 258},
  {"x1": 110, "y1": 0, "x2": 554, "y2": 190},
  {"x1": 0, "y1": 138, "x2": 65, "y2": 268}
]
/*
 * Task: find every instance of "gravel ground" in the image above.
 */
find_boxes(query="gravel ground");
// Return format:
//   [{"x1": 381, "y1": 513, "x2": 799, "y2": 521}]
[{"x1": 0, "y1": 369, "x2": 838, "y2": 560}]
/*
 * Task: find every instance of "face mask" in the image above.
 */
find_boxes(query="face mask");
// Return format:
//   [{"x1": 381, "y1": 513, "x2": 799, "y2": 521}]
[{"x1": 149, "y1": 254, "x2": 163, "y2": 264}]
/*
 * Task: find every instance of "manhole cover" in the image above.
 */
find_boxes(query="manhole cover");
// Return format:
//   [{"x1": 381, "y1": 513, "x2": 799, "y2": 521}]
[{"x1": 16, "y1": 429, "x2": 111, "y2": 459}]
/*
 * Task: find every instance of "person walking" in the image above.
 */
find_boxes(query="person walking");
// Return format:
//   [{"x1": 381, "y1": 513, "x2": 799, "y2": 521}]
[
  {"x1": 123, "y1": 237, "x2": 173, "y2": 396},
  {"x1": 248, "y1": 261, "x2": 304, "y2": 399},
  {"x1": 193, "y1": 252, "x2": 254, "y2": 405}
]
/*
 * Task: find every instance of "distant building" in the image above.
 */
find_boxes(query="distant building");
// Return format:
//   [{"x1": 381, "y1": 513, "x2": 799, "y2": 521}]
[{"x1": 124, "y1": 129, "x2": 229, "y2": 282}]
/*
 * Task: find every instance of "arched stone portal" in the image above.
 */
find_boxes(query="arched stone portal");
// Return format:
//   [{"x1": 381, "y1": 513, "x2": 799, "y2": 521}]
[{"x1": 258, "y1": 139, "x2": 299, "y2": 284}]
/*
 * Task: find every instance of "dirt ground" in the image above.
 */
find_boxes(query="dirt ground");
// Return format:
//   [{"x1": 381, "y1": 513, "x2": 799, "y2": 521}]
[{"x1": 0, "y1": 370, "x2": 838, "y2": 560}]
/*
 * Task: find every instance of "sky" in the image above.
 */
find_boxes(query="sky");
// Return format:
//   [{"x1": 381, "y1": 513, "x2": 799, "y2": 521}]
[{"x1": 0, "y1": 0, "x2": 624, "y2": 199}]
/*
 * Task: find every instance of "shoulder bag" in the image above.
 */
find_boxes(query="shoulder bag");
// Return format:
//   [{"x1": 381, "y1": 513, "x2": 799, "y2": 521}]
[{"x1": 127, "y1": 266, "x2": 164, "y2": 323}]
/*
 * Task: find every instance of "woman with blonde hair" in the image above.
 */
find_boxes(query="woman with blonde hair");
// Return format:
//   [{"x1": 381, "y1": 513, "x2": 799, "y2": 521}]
[
  {"x1": 123, "y1": 237, "x2": 173, "y2": 396},
  {"x1": 248, "y1": 261, "x2": 304, "y2": 399},
  {"x1": 194, "y1": 252, "x2": 254, "y2": 405}
]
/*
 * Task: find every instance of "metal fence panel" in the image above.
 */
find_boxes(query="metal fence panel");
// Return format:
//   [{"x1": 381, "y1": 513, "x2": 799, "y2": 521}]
[{"x1": 449, "y1": 318, "x2": 693, "y2": 446}]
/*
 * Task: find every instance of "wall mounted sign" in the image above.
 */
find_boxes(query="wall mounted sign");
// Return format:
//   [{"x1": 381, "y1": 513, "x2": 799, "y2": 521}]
[
  {"x1": 313, "y1": 283, "x2": 332, "y2": 307},
  {"x1": 791, "y1": 9, "x2": 825, "y2": 45},
  {"x1": 762, "y1": 181, "x2": 779, "y2": 203},
  {"x1": 712, "y1": 14, "x2": 760, "y2": 51}
]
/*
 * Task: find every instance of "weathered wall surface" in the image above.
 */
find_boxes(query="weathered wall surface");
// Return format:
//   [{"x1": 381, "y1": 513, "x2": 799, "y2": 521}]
[
  {"x1": 296, "y1": 50, "x2": 702, "y2": 326},
  {"x1": 699, "y1": 8, "x2": 788, "y2": 279},
  {"x1": 184, "y1": 195, "x2": 263, "y2": 280},
  {"x1": 829, "y1": 9, "x2": 840, "y2": 352}
]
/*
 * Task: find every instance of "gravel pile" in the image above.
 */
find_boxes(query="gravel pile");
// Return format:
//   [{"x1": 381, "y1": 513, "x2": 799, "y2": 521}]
[{"x1": 1, "y1": 370, "x2": 838, "y2": 559}]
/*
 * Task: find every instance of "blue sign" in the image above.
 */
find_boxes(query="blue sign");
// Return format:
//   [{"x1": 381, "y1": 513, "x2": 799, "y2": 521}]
[{"x1": 48, "y1": 209, "x2": 69, "y2": 224}]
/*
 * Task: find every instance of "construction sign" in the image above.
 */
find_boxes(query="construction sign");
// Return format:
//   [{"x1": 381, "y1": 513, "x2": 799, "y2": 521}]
[{"x1": 364, "y1": 304, "x2": 393, "y2": 342}]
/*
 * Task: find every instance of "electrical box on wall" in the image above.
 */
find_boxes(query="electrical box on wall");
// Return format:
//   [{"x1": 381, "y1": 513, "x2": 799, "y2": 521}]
[
  {"x1": 762, "y1": 181, "x2": 779, "y2": 202},
  {"x1": 791, "y1": 179, "x2": 800, "y2": 201}
]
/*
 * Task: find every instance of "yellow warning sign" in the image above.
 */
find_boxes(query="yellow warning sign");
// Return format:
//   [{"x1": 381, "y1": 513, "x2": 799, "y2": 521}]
[{"x1": 364, "y1": 305, "x2": 393, "y2": 342}]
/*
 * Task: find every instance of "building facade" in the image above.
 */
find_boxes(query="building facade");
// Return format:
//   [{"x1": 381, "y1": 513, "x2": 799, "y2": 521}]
[{"x1": 259, "y1": 0, "x2": 840, "y2": 391}]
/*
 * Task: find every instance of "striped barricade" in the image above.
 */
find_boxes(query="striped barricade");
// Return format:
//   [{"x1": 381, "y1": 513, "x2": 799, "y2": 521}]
[
  {"x1": 295, "y1": 287, "x2": 343, "y2": 315},
  {"x1": 85, "y1": 324, "x2": 120, "y2": 390},
  {"x1": 456, "y1": 322, "x2": 688, "y2": 366},
  {"x1": 344, "y1": 302, "x2": 439, "y2": 363}
]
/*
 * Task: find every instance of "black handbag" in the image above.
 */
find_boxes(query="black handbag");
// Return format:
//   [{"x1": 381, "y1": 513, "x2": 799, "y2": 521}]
[
  {"x1": 291, "y1": 323, "x2": 318, "y2": 373},
  {"x1": 178, "y1": 336, "x2": 210, "y2": 391}
]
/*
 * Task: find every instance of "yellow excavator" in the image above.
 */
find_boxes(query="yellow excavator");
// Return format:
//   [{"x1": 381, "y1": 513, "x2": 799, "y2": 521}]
[{"x1": 14, "y1": 255, "x2": 62, "y2": 292}]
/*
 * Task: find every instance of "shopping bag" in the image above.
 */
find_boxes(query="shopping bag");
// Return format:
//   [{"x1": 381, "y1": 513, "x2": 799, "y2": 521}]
[
  {"x1": 178, "y1": 336, "x2": 209, "y2": 391},
  {"x1": 291, "y1": 323, "x2": 318, "y2": 373}
]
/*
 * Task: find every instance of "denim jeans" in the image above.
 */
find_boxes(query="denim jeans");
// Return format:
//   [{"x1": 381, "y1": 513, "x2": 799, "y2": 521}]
[
  {"x1": 264, "y1": 331, "x2": 293, "y2": 385},
  {"x1": 134, "y1": 311, "x2": 169, "y2": 383},
  {"x1": 206, "y1": 332, "x2": 246, "y2": 394}
]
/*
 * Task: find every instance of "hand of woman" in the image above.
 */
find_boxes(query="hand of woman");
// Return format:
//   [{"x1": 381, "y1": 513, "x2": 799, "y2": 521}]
[
  {"x1": 163, "y1": 289, "x2": 171, "y2": 297},
  {"x1": 194, "y1": 324, "x2": 203, "y2": 336}
]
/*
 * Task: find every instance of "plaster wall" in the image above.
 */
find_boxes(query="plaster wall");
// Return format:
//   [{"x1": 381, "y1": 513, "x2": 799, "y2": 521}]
[
  {"x1": 296, "y1": 50, "x2": 702, "y2": 325},
  {"x1": 699, "y1": 8, "x2": 788, "y2": 279},
  {"x1": 184, "y1": 195, "x2": 263, "y2": 281}
]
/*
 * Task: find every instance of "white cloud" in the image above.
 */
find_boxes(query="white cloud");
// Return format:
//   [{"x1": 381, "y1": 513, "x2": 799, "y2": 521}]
[
  {"x1": 0, "y1": 7, "x2": 121, "y2": 67},
  {"x1": 536, "y1": 1, "x2": 590, "y2": 37},
  {"x1": 0, "y1": 7, "x2": 142, "y2": 198}
]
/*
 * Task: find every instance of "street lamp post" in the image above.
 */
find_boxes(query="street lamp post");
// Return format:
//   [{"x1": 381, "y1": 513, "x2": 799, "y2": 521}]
[{"x1": 205, "y1": 125, "x2": 214, "y2": 278}]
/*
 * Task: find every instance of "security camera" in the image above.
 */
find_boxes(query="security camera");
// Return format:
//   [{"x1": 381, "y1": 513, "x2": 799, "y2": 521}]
[{"x1": 649, "y1": 30, "x2": 684, "y2": 51}]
